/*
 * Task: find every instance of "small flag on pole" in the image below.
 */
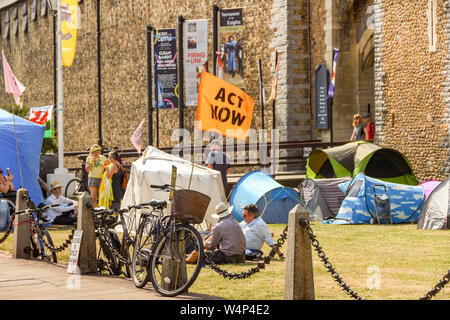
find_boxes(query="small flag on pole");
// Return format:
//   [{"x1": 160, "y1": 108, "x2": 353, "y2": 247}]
[
  {"x1": 130, "y1": 118, "x2": 145, "y2": 154},
  {"x1": 2, "y1": 50, "x2": 25, "y2": 107},
  {"x1": 327, "y1": 48, "x2": 340, "y2": 99},
  {"x1": 216, "y1": 52, "x2": 224, "y2": 79},
  {"x1": 268, "y1": 51, "x2": 281, "y2": 102},
  {"x1": 29, "y1": 105, "x2": 54, "y2": 138}
]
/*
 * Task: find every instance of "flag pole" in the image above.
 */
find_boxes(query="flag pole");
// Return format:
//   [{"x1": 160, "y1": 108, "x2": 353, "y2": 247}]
[
  {"x1": 10, "y1": 99, "x2": 24, "y2": 188},
  {"x1": 56, "y1": 0, "x2": 64, "y2": 169},
  {"x1": 257, "y1": 58, "x2": 265, "y2": 130}
]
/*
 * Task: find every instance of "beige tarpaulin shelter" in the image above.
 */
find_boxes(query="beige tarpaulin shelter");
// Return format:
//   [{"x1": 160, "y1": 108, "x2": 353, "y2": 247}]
[{"x1": 121, "y1": 146, "x2": 226, "y2": 231}]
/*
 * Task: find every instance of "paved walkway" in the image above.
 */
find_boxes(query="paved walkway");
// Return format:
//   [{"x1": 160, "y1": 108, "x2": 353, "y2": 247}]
[{"x1": 0, "y1": 251, "x2": 221, "y2": 300}]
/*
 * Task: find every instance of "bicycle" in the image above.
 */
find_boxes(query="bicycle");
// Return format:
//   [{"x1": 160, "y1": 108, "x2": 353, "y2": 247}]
[
  {"x1": 132, "y1": 184, "x2": 210, "y2": 297},
  {"x1": 65, "y1": 156, "x2": 90, "y2": 199},
  {"x1": 13, "y1": 201, "x2": 60, "y2": 263},
  {"x1": 131, "y1": 200, "x2": 172, "y2": 288},
  {"x1": 92, "y1": 203, "x2": 143, "y2": 277}
]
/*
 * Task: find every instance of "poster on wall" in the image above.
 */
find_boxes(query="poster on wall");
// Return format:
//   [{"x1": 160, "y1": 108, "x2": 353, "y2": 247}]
[
  {"x1": 183, "y1": 20, "x2": 208, "y2": 107},
  {"x1": 153, "y1": 29, "x2": 179, "y2": 109},
  {"x1": 217, "y1": 8, "x2": 244, "y2": 89}
]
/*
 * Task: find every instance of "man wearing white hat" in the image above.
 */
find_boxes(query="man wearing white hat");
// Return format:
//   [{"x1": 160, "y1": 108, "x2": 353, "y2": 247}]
[
  {"x1": 44, "y1": 181, "x2": 78, "y2": 225},
  {"x1": 187, "y1": 202, "x2": 246, "y2": 264}
]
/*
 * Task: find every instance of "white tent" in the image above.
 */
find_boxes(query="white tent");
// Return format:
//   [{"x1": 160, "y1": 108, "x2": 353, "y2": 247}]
[
  {"x1": 417, "y1": 179, "x2": 449, "y2": 230},
  {"x1": 121, "y1": 146, "x2": 226, "y2": 231}
]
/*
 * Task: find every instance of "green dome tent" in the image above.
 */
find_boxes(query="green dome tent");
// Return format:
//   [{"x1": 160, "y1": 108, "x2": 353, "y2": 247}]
[{"x1": 306, "y1": 141, "x2": 419, "y2": 186}]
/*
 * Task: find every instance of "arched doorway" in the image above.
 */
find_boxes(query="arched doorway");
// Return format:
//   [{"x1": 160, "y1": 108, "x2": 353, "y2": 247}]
[{"x1": 331, "y1": 0, "x2": 375, "y2": 141}]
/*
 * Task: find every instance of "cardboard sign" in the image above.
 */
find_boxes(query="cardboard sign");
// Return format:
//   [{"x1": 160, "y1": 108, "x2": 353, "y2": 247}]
[
  {"x1": 67, "y1": 230, "x2": 83, "y2": 274},
  {"x1": 196, "y1": 71, "x2": 254, "y2": 140},
  {"x1": 169, "y1": 165, "x2": 177, "y2": 201}
]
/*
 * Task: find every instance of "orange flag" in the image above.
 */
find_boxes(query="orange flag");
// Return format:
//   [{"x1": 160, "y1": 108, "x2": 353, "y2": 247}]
[{"x1": 196, "y1": 71, "x2": 254, "y2": 140}]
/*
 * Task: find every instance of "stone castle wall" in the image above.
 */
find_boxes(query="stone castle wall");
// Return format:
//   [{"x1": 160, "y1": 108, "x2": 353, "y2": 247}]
[{"x1": 374, "y1": 0, "x2": 448, "y2": 181}]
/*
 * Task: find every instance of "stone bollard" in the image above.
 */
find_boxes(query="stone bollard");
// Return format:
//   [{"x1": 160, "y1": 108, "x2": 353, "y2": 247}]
[
  {"x1": 76, "y1": 192, "x2": 97, "y2": 274},
  {"x1": 162, "y1": 229, "x2": 187, "y2": 291},
  {"x1": 13, "y1": 188, "x2": 31, "y2": 259},
  {"x1": 284, "y1": 204, "x2": 315, "y2": 300}
]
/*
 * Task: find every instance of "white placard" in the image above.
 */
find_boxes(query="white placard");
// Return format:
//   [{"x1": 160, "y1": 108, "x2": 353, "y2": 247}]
[{"x1": 67, "y1": 230, "x2": 83, "y2": 274}]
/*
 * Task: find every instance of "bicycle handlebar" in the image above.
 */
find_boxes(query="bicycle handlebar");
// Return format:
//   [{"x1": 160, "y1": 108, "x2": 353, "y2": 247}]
[
  {"x1": 13, "y1": 204, "x2": 60, "y2": 216},
  {"x1": 150, "y1": 184, "x2": 175, "y2": 191}
]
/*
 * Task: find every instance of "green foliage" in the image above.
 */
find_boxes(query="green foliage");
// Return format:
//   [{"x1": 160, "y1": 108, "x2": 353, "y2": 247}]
[{"x1": 0, "y1": 102, "x2": 58, "y2": 154}]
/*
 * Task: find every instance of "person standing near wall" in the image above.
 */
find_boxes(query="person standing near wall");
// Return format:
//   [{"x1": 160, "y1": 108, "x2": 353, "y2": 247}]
[
  {"x1": 205, "y1": 139, "x2": 231, "y2": 192},
  {"x1": 350, "y1": 114, "x2": 365, "y2": 141},
  {"x1": 363, "y1": 114, "x2": 375, "y2": 142},
  {"x1": 85, "y1": 145, "x2": 108, "y2": 208}
]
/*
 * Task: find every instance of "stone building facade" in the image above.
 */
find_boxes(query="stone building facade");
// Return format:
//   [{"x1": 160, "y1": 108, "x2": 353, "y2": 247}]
[{"x1": 0, "y1": 0, "x2": 449, "y2": 182}]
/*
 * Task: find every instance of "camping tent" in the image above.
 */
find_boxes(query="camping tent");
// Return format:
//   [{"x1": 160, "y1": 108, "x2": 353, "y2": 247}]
[
  {"x1": 417, "y1": 179, "x2": 449, "y2": 230},
  {"x1": 0, "y1": 109, "x2": 44, "y2": 206},
  {"x1": 325, "y1": 173, "x2": 425, "y2": 225},
  {"x1": 229, "y1": 170, "x2": 301, "y2": 224},
  {"x1": 420, "y1": 180, "x2": 441, "y2": 201},
  {"x1": 306, "y1": 141, "x2": 419, "y2": 186},
  {"x1": 298, "y1": 177, "x2": 351, "y2": 221},
  {"x1": 121, "y1": 146, "x2": 227, "y2": 230}
]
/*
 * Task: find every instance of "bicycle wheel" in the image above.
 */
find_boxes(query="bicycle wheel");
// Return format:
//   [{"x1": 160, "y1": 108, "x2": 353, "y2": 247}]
[
  {"x1": 132, "y1": 215, "x2": 158, "y2": 288},
  {"x1": 65, "y1": 178, "x2": 88, "y2": 198},
  {"x1": 31, "y1": 229, "x2": 57, "y2": 263},
  {"x1": 97, "y1": 229, "x2": 120, "y2": 275},
  {"x1": 116, "y1": 233, "x2": 133, "y2": 278},
  {"x1": 148, "y1": 223, "x2": 204, "y2": 297}
]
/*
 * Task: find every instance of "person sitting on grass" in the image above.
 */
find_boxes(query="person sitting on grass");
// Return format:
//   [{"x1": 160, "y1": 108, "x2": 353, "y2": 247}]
[
  {"x1": 44, "y1": 181, "x2": 78, "y2": 225},
  {"x1": 239, "y1": 204, "x2": 285, "y2": 261},
  {"x1": 186, "y1": 202, "x2": 246, "y2": 265}
]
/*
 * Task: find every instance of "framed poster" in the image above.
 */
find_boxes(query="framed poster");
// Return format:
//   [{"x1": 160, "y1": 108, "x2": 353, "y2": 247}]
[
  {"x1": 153, "y1": 29, "x2": 179, "y2": 109},
  {"x1": 183, "y1": 19, "x2": 208, "y2": 106},
  {"x1": 218, "y1": 8, "x2": 244, "y2": 88}
]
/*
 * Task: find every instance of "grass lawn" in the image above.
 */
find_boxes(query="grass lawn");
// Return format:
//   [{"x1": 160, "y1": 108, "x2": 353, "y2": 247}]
[{"x1": 0, "y1": 222, "x2": 448, "y2": 300}]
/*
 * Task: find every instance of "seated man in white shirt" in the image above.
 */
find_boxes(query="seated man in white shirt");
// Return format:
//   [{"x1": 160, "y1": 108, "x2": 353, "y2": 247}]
[
  {"x1": 44, "y1": 181, "x2": 78, "y2": 225},
  {"x1": 239, "y1": 204, "x2": 285, "y2": 261}
]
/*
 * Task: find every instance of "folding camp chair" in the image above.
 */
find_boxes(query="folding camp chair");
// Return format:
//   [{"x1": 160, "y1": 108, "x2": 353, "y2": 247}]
[{"x1": 373, "y1": 185, "x2": 391, "y2": 224}]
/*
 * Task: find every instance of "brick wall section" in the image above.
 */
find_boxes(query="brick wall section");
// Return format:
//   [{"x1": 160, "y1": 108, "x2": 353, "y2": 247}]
[
  {"x1": 0, "y1": 0, "x2": 279, "y2": 168},
  {"x1": 269, "y1": 0, "x2": 311, "y2": 143},
  {"x1": 375, "y1": 0, "x2": 448, "y2": 182},
  {"x1": 373, "y1": 0, "x2": 386, "y2": 144}
]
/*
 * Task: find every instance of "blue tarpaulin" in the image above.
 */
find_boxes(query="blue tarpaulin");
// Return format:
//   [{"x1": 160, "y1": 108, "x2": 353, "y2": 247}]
[
  {"x1": 324, "y1": 173, "x2": 425, "y2": 224},
  {"x1": 0, "y1": 109, "x2": 44, "y2": 206},
  {"x1": 229, "y1": 170, "x2": 301, "y2": 224}
]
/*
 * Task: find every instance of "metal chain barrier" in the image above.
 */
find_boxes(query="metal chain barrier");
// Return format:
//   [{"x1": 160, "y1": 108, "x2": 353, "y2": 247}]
[
  {"x1": 420, "y1": 270, "x2": 450, "y2": 300},
  {"x1": 0, "y1": 215, "x2": 15, "y2": 244},
  {"x1": 205, "y1": 226, "x2": 288, "y2": 280},
  {"x1": 299, "y1": 219, "x2": 365, "y2": 300},
  {"x1": 32, "y1": 220, "x2": 76, "y2": 253}
]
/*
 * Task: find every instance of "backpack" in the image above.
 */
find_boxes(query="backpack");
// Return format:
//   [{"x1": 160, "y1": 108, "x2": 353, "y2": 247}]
[{"x1": 119, "y1": 166, "x2": 128, "y2": 191}]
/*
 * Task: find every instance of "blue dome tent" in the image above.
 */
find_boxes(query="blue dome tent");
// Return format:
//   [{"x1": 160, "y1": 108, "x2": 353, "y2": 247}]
[
  {"x1": 229, "y1": 170, "x2": 301, "y2": 224},
  {"x1": 0, "y1": 109, "x2": 45, "y2": 206}
]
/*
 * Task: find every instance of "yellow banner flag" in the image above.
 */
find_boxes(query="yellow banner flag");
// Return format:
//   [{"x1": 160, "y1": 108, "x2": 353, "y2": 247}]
[
  {"x1": 61, "y1": 0, "x2": 78, "y2": 67},
  {"x1": 196, "y1": 71, "x2": 254, "y2": 140}
]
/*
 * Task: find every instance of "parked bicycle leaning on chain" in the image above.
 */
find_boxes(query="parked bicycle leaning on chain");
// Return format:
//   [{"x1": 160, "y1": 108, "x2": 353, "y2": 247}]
[
  {"x1": 131, "y1": 184, "x2": 211, "y2": 297},
  {"x1": 91, "y1": 202, "x2": 155, "y2": 278},
  {"x1": 13, "y1": 201, "x2": 71, "y2": 263}
]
